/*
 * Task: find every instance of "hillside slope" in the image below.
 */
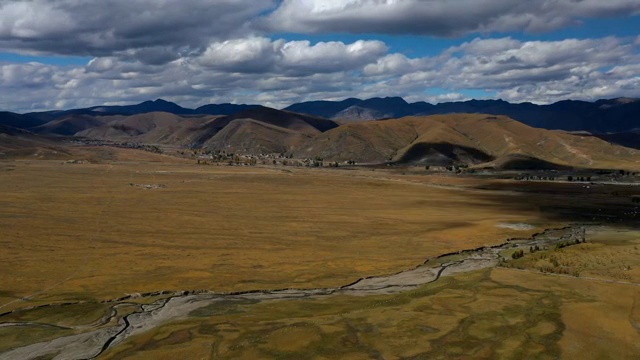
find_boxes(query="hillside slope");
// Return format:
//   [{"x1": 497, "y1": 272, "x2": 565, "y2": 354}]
[
  {"x1": 25, "y1": 108, "x2": 640, "y2": 170},
  {"x1": 298, "y1": 114, "x2": 640, "y2": 169},
  {"x1": 188, "y1": 107, "x2": 339, "y2": 148},
  {"x1": 202, "y1": 119, "x2": 311, "y2": 154},
  {"x1": 31, "y1": 114, "x2": 119, "y2": 136},
  {"x1": 76, "y1": 112, "x2": 213, "y2": 144},
  {"x1": 0, "y1": 125, "x2": 71, "y2": 159},
  {"x1": 71, "y1": 107, "x2": 339, "y2": 152}
]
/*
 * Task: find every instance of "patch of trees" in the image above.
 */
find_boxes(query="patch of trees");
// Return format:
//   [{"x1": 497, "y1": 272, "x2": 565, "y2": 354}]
[
  {"x1": 567, "y1": 176, "x2": 591, "y2": 182},
  {"x1": 555, "y1": 237, "x2": 585, "y2": 250},
  {"x1": 516, "y1": 175, "x2": 556, "y2": 181},
  {"x1": 619, "y1": 169, "x2": 636, "y2": 176}
]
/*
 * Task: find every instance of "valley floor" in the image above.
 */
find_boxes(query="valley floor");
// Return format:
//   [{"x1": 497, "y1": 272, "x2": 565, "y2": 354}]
[{"x1": 1, "y1": 149, "x2": 639, "y2": 359}]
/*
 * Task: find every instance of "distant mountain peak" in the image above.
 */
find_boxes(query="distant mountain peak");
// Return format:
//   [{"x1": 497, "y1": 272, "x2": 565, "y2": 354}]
[
  {"x1": 151, "y1": 98, "x2": 174, "y2": 104},
  {"x1": 363, "y1": 96, "x2": 408, "y2": 104}
]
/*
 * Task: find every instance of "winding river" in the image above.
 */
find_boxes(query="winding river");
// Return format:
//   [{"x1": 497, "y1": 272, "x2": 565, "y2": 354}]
[{"x1": 0, "y1": 225, "x2": 586, "y2": 360}]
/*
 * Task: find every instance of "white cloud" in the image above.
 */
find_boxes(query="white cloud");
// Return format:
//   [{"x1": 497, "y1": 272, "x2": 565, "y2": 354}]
[
  {"x1": 198, "y1": 37, "x2": 281, "y2": 73},
  {"x1": 280, "y1": 39, "x2": 388, "y2": 74},
  {"x1": 427, "y1": 93, "x2": 469, "y2": 104},
  {"x1": 197, "y1": 37, "x2": 387, "y2": 75},
  {"x1": 364, "y1": 53, "x2": 430, "y2": 76},
  {"x1": 366, "y1": 36, "x2": 640, "y2": 103},
  {"x1": 1, "y1": 35, "x2": 639, "y2": 112}
]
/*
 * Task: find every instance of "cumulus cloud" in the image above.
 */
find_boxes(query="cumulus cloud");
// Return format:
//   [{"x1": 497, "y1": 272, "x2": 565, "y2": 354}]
[
  {"x1": 263, "y1": 0, "x2": 640, "y2": 36},
  {"x1": 374, "y1": 36, "x2": 640, "y2": 103},
  {"x1": 1, "y1": 34, "x2": 639, "y2": 112},
  {"x1": 197, "y1": 37, "x2": 387, "y2": 75},
  {"x1": 198, "y1": 37, "x2": 282, "y2": 73},
  {"x1": 0, "y1": 0, "x2": 276, "y2": 63},
  {"x1": 280, "y1": 39, "x2": 388, "y2": 74},
  {"x1": 364, "y1": 53, "x2": 431, "y2": 76}
]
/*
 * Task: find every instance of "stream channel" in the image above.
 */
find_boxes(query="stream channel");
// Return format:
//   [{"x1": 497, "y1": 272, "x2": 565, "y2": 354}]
[{"x1": 0, "y1": 225, "x2": 587, "y2": 360}]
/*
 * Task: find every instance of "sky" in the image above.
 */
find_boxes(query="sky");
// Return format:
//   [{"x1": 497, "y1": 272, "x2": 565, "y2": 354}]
[{"x1": 1, "y1": 0, "x2": 639, "y2": 113}]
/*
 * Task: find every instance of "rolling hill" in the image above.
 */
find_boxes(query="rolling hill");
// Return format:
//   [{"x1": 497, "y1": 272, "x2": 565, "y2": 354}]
[
  {"x1": 296, "y1": 114, "x2": 640, "y2": 169},
  {"x1": 201, "y1": 119, "x2": 310, "y2": 154},
  {"x1": 69, "y1": 107, "x2": 340, "y2": 155},
  {"x1": 4, "y1": 98, "x2": 640, "y2": 170},
  {"x1": 76, "y1": 112, "x2": 215, "y2": 145},
  {"x1": 188, "y1": 107, "x2": 339, "y2": 152},
  {"x1": 0, "y1": 125, "x2": 71, "y2": 159},
  {"x1": 211, "y1": 106, "x2": 339, "y2": 134},
  {"x1": 31, "y1": 114, "x2": 119, "y2": 136}
]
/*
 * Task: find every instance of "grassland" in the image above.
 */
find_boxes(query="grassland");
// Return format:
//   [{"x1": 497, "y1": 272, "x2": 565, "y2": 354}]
[
  {"x1": 0, "y1": 154, "x2": 553, "y2": 313},
  {"x1": 2, "y1": 148, "x2": 640, "y2": 358},
  {"x1": 99, "y1": 242, "x2": 640, "y2": 360},
  {"x1": 503, "y1": 227, "x2": 640, "y2": 280}
]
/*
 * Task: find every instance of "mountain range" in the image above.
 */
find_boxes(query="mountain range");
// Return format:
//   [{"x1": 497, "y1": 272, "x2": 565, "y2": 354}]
[
  {"x1": 2, "y1": 97, "x2": 640, "y2": 170},
  {"x1": 3, "y1": 96, "x2": 639, "y2": 134},
  {"x1": 285, "y1": 97, "x2": 640, "y2": 133}
]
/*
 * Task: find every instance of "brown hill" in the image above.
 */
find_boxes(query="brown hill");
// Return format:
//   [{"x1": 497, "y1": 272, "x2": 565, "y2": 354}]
[
  {"x1": 213, "y1": 107, "x2": 339, "y2": 134},
  {"x1": 43, "y1": 109, "x2": 640, "y2": 170},
  {"x1": 33, "y1": 107, "x2": 337, "y2": 153},
  {"x1": 0, "y1": 125, "x2": 72, "y2": 159},
  {"x1": 76, "y1": 112, "x2": 214, "y2": 144},
  {"x1": 31, "y1": 114, "x2": 119, "y2": 136},
  {"x1": 297, "y1": 114, "x2": 640, "y2": 169},
  {"x1": 201, "y1": 119, "x2": 311, "y2": 154},
  {"x1": 186, "y1": 107, "x2": 338, "y2": 151},
  {"x1": 69, "y1": 108, "x2": 337, "y2": 152}
]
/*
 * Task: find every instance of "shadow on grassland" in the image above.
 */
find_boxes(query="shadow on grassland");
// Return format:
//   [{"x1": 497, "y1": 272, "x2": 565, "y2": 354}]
[{"x1": 468, "y1": 180, "x2": 640, "y2": 227}]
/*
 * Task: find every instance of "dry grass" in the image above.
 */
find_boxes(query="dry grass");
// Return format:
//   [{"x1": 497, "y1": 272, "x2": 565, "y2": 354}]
[
  {"x1": 103, "y1": 252, "x2": 640, "y2": 360},
  {"x1": 101, "y1": 270, "x2": 564, "y2": 359},
  {"x1": 505, "y1": 228, "x2": 640, "y2": 282},
  {"x1": 0, "y1": 155, "x2": 550, "y2": 312},
  {"x1": 492, "y1": 267, "x2": 640, "y2": 359},
  {"x1": 3, "y1": 152, "x2": 640, "y2": 358}
]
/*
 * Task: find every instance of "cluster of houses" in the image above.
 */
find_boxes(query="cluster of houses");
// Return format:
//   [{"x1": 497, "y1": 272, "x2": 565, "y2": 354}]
[{"x1": 191, "y1": 149, "x2": 359, "y2": 168}]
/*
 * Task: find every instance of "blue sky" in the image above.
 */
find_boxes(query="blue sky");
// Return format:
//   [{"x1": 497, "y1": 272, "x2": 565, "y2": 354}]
[
  {"x1": 0, "y1": 0, "x2": 639, "y2": 112},
  {"x1": 274, "y1": 16, "x2": 640, "y2": 59},
  {"x1": 0, "y1": 53, "x2": 91, "y2": 66}
]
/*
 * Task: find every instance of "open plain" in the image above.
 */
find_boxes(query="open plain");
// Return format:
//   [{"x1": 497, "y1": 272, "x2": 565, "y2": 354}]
[
  {"x1": 2, "y1": 1, "x2": 640, "y2": 357},
  {"x1": 0, "y1": 148, "x2": 555, "y2": 309},
  {"x1": 1, "y1": 146, "x2": 640, "y2": 359}
]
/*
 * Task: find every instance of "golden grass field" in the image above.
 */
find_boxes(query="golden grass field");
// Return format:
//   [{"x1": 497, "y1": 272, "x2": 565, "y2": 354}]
[
  {"x1": 99, "y1": 244, "x2": 640, "y2": 359},
  {"x1": 2, "y1": 147, "x2": 640, "y2": 358},
  {"x1": 0, "y1": 150, "x2": 553, "y2": 312}
]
